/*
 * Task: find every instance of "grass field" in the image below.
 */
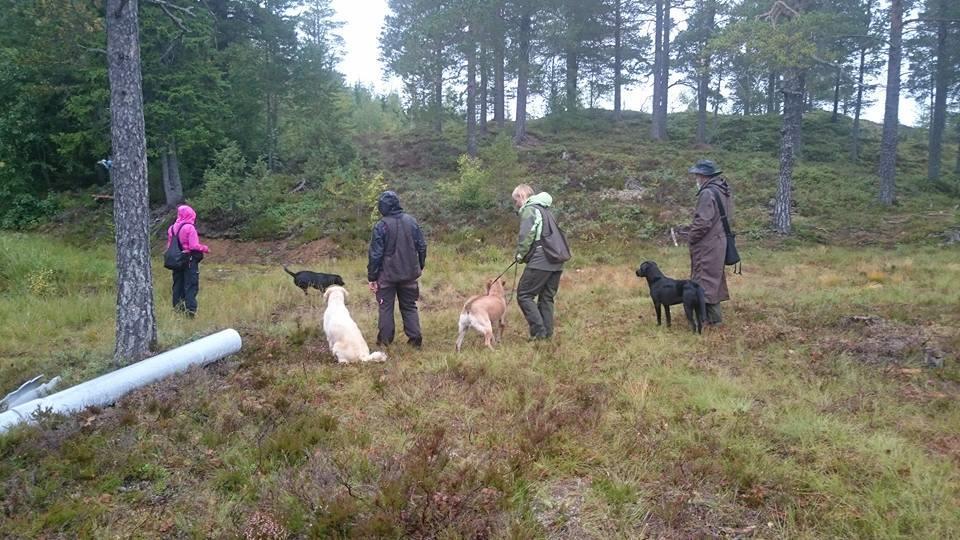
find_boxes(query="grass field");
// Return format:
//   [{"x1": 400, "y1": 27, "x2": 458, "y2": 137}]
[{"x1": 2, "y1": 232, "x2": 958, "y2": 538}]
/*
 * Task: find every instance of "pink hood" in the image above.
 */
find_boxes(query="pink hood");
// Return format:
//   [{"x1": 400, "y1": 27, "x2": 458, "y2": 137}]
[
  {"x1": 166, "y1": 205, "x2": 209, "y2": 254},
  {"x1": 174, "y1": 205, "x2": 197, "y2": 226}
]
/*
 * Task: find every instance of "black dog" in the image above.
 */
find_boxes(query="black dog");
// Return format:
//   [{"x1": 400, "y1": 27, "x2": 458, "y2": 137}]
[
  {"x1": 635, "y1": 261, "x2": 707, "y2": 334},
  {"x1": 283, "y1": 266, "x2": 345, "y2": 295}
]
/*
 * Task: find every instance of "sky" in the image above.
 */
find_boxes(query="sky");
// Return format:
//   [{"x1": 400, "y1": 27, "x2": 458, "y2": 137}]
[{"x1": 330, "y1": 0, "x2": 920, "y2": 127}]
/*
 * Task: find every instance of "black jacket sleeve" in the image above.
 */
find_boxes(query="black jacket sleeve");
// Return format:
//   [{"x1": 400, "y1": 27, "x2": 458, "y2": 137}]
[
  {"x1": 413, "y1": 220, "x2": 427, "y2": 270},
  {"x1": 367, "y1": 220, "x2": 386, "y2": 282}
]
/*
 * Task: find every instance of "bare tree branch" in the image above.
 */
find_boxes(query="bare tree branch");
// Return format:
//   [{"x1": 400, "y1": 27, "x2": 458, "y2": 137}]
[
  {"x1": 903, "y1": 17, "x2": 960, "y2": 26},
  {"x1": 76, "y1": 40, "x2": 107, "y2": 55},
  {"x1": 757, "y1": 0, "x2": 800, "y2": 26},
  {"x1": 159, "y1": 32, "x2": 185, "y2": 63},
  {"x1": 146, "y1": 0, "x2": 195, "y2": 32},
  {"x1": 146, "y1": 0, "x2": 195, "y2": 17},
  {"x1": 810, "y1": 53, "x2": 841, "y2": 69}
]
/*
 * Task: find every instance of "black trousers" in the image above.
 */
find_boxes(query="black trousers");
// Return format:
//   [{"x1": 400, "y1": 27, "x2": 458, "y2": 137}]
[
  {"x1": 172, "y1": 257, "x2": 200, "y2": 315},
  {"x1": 516, "y1": 268, "x2": 562, "y2": 339},
  {"x1": 376, "y1": 279, "x2": 421, "y2": 345}
]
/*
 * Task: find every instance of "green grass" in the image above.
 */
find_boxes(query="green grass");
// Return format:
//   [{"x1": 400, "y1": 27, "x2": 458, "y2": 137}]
[
  {"x1": 1, "y1": 231, "x2": 958, "y2": 538},
  {"x1": 2, "y1": 111, "x2": 958, "y2": 536}
]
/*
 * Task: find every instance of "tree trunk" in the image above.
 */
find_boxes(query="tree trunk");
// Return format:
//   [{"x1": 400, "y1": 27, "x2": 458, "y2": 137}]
[
  {"x1": 831, "y1": 67, "x2": 841, "y2": 122},
  {"x1": 433, "y1": 46, "x2": 443, "y2": 134},
  {"x1": 662, "y1": 0, "x2": 671, "y2": 122},
  {"x1": 650, "y1": 0, "x2": 663, "y2": 136},
  {"x1": 767, "y1": 71, "x2": 778, "y2": 114},
  {"x1": 168, "y1": 141, "x2": 182, "y2": 202},
  {"x1": 713, "y1": 64, "x2": 722, "y2": 121},
  {"x1": 161, "y1": 148, "x2": 171, "y2": 204},
  {"x1": 795, "y1": 74, "x2": 806, "y2": 158},
  {"x1": 878, "y1": 0, "x2": 902, "y2": 206},
  {"x1": 565, "y1": 48, "x2": 578, "y2": 111},
  {"x1": 614, "y1": 0, "x2": 623, "y2": 121},
  {"x1": 514, "y1": 10, "x2": 532, "y2": 144},
  {"x1": 479, "y1": 43, "x2": 488, "y2": 133},
  {"x1": 106, "y1": 0, "x2": 157, "y2": 365},
  {"x1": 696, "y1": 0, "x2": 715, "y2": 145},
  {"x1": 851, "y1": 0, "x2": 873, "y2": 160},
  {"x1": 927, "y1": 0, "x2": 948, "y2": 181},
  {"x1": 494, "y1": 37, "x2": 505, "y2": 129},
  {"x1": 696, "y1": 68, "x2": 709, "y2": 144},
  {"x1": 466, "y1": 33, "x2": 478, "y2": 157},
  {"x1": 955, "y1": 132, "x2": 960, "y2": 174},
  {"x1": 266, "y1": 92, "x2": 278, "y2": 171},
  {"x1": 651, "y1": 0, "x2": 670, "y2": 140},
  {"x1": 774, "y1": 69, "x2": 804, "y2": 235},
  {"x1": 162, "y1": 141, "x2": 184, "y2": 208},
  {"x1": 851, "y1": 42, "x2": 867, "y2": 161}
]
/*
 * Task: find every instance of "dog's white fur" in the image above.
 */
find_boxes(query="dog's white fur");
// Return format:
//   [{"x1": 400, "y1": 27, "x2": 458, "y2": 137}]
[
  {"x1": 456, "y1": 279, "x2": 507, "y2": 352},
  {"x1": 322, "y1": 286, "x2": 387, "y2": 363}
]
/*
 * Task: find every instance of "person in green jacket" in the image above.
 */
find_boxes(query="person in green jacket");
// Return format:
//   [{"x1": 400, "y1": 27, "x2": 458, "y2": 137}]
[{"x1": 512, "y1": 184, "x2": 564, "y2": 340}]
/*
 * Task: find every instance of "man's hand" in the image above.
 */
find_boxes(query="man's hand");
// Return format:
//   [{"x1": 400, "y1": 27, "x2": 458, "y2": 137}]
[
  {"x1": 368, "y1": 281, "x2": 379, "y2": 293},
  {"x1": 515, "y1": 253, "x2": 524, "y2": 262}
]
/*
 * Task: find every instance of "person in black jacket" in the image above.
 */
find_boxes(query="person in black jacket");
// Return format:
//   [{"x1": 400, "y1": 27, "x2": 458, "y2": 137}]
[{"x1": 367, "y1": 191, "x2": 427, "y2": 348}]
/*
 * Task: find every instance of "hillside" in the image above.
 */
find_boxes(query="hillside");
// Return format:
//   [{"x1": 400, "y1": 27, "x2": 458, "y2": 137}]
[
  {"x1": 356, "y1": 109, "x2": 959, "y2": 248},
  {"x1": 2, "y1": 112, "x2": 959, "y2": 538}
]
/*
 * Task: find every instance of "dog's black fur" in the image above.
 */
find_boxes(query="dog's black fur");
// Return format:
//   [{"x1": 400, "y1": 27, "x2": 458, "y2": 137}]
[
  {"x1": 283, "y1": 266, "x2": 345, "y2": 295},
  {"x1": 635, "y1": 261, "x2": 707, "y2": 334}
]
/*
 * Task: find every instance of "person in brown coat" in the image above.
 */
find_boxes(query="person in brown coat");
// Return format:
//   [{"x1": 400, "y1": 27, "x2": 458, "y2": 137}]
[{"x1": 687, "y1": 159, "x2": 733, "y2": 325}]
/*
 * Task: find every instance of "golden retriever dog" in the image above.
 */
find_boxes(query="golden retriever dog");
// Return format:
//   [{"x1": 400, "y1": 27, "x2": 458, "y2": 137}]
[
  {"x1": 456, "y1": 279, "x2": 507, "y2": 352},
  {"x1": 322, "y1": 286, "x2": 387, "y2": 363}
]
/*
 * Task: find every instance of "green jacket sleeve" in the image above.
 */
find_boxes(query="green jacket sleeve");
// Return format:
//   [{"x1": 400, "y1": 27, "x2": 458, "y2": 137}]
[{"x1": 515, "y1": 205, "x2": 541, "y2": 261}]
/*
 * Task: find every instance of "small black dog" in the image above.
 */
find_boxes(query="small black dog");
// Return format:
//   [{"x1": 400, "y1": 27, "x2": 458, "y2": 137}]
[
  {"x1": 283, "y1": 266, "x2": 345, "y2": 295},
  {"x1": 635, "y1": 261, "x2": 707, "y2": 334}
]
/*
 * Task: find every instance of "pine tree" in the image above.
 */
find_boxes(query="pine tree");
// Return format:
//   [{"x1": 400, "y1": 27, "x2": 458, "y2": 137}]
[{"x1": 106, "y1": 0, "x2": 157, "y2": 364}]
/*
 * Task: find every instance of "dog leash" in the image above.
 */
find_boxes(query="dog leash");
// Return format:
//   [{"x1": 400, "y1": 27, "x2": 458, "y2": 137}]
[
  {"x1": 505, "y1": 262, "x2": 520, "y2": 303},
  {"x1": 492, "y1": 260, "x2": 518, "y2": 283},
  {"x1": 490, "y1": 260, "x2": 520, "y2": 303}
]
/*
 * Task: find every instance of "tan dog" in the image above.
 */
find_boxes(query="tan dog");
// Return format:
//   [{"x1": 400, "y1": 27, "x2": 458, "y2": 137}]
[
  {"x1": 456, "y1": 279, "x2": 507, "y2": 352},
  {"x1": 322, "y1": 286, "x2": 387, "y2": 363}
]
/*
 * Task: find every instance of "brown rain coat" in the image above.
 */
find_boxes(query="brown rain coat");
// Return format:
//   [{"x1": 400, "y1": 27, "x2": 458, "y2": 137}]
[{"x1": 689, "y1": 176, "x2": 733, "y2": 304}]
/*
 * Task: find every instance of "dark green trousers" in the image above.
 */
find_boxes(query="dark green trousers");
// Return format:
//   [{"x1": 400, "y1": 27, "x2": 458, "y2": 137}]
[
  {"x1": 516, "y1": 268, "x2": 562, "y2": 339},
  {"x1": 706, "y1": 303, "x2": 722, "y2": 324}
]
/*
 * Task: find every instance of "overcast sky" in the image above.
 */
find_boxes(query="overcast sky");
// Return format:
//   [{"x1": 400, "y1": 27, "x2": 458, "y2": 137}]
[{"x1": 330, "y1": 0, "x2": 920, "y2": 126}]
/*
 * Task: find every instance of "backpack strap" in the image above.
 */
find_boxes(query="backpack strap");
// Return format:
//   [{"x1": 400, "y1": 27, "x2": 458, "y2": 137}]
[
  {"x1": 707, "y1": 189, "x2": 741, "y2": 275},
  {"x1": 708, "y1": 189, "x2": 733, "y2": 237},
  {"x1": 172, "y1": 223, "x2": 189, "y2": 251}
]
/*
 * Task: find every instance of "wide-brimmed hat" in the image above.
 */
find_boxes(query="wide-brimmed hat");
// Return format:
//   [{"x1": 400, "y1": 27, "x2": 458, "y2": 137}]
[{"x1": 688, "y1": 159, "x2": 722, "y2": 177}]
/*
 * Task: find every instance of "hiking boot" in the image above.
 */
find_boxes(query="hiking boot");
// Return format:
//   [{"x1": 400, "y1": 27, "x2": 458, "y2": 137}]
[{"x1": 407, "y1": 337, "x2": 422, "y2": 349}]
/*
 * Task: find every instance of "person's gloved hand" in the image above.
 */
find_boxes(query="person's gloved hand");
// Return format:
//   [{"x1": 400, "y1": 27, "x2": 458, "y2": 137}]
[{"x1": 515, "y1": 253, "x2": 524, "y2": 262}]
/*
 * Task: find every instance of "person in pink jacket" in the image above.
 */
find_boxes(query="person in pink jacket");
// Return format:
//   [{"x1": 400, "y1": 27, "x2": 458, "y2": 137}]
[{"x1": 166, "y1": 205, "x2": 210, "y2": 316}]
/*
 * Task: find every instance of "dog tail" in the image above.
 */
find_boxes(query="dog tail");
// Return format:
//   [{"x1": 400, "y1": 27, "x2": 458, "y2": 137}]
[
  {"x1": 696, "y1": 285, "x2": 707, "y2": 328},
  {"x1": 362, "y1": 351, "x2": 387, "y2": 363},
  {"x1": 282, "y1": 265, "x2": 296, "y2": 277}
]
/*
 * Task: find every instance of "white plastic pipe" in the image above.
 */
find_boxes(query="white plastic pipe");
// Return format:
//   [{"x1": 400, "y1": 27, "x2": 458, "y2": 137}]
[{"x1": 0, "y1": 329, "x2": 242, "y2": 434}]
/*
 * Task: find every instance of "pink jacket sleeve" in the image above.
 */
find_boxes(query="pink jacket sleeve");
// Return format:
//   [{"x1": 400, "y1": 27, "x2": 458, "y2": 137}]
[{"x1": 178, "y1": 224, "x2": 209, "y2": 253}]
